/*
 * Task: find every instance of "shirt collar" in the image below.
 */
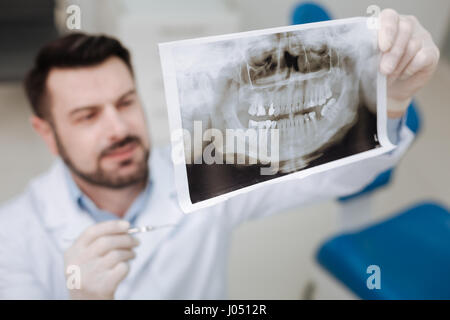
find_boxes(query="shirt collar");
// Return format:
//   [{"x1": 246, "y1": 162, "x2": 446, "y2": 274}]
[{"x1": 63, "y1": 165, "x2": 152, "y2": 226}]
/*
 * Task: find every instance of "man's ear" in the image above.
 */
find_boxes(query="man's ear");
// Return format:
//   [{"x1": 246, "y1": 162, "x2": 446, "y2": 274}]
[{"x1": 30, "y1": 116, "x2": 59, "y2": 156}]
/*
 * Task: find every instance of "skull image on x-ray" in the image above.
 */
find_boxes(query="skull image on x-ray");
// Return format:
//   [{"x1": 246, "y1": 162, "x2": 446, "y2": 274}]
[{"x1": 174, "y1": 20, "x2": 379, "y2": 174}]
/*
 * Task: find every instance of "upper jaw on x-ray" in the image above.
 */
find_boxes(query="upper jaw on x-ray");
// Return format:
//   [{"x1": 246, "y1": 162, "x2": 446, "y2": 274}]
[{"x1": 177, "y1": 21, "x2": 378, "y2": 173}]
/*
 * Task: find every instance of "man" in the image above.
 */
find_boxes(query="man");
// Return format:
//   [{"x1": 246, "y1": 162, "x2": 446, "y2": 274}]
[{"x1": 0, "y1": 9, "x2": 439, "y2": 299}]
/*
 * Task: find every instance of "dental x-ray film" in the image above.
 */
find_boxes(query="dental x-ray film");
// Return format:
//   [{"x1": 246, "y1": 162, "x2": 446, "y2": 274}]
[{"x1": 159, "y1": 17, "x2": 395, "y2": 213}]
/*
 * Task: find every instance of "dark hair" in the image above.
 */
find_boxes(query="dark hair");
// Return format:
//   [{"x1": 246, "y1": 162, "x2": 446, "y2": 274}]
[{"x1": 24, "y1": 32, "x2": 134, "y2": 119}]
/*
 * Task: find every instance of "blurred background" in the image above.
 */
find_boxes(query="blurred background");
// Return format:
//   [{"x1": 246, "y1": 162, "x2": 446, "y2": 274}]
[{"x1": 1, "y1": 0, "x2": 449, "y2": 299}]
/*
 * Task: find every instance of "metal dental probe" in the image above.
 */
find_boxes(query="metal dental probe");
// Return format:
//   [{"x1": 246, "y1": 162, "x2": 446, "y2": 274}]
[{"x1": 127, "y1": 223, "x2": 177, "y2": 234}]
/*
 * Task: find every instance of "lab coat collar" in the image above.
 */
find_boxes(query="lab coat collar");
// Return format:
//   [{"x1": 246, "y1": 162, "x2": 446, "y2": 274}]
[{"x1": 28, "y1": 159, "x2": 93, "y2": 252}]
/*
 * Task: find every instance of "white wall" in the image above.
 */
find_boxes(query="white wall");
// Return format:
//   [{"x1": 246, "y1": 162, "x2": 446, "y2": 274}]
[
  {"x1": 235, "y1": 0, "x2": 450, "y2": 48},
  {"x1": 61, "y1": 0, "x2": 450, "y2": 48}
]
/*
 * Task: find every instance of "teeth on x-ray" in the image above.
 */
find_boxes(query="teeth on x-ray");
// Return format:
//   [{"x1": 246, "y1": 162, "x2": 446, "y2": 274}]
[
  {"x1": 321, "y1": 98, "x2": 336, "y2": 117},
  {"x1": 246, "y1": 77, "x2": 334, "y2": 121},
  {"x1": 230, "y1": 24, "x2": 370, "y2": 172}
]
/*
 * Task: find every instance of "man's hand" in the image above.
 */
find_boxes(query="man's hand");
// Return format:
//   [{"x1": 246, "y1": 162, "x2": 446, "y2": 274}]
[
  {"x1": 378, "y1": 8, "x2": 440, "y2": 118},
  {"x1": 64, "y1": 220, "x2": 139, "y2": 300}
]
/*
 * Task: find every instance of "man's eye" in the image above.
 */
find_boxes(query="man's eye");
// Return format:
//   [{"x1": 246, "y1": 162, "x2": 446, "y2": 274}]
[
  {"x1": 119, "y1": 99, "x2": 134, "y2": 108},
  {"x1": 79, "y1": 112, "x2": 96, "y2": 122}
]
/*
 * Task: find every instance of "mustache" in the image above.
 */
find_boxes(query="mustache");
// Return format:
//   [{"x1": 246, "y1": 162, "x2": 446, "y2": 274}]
[{"x1": 100, "y1": 136, "x2": 142, "y2": 157}]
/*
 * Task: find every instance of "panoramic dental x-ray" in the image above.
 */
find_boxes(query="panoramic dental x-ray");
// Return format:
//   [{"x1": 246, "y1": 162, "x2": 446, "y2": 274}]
[{"x1": 160, "y1": 17, "x2": 393, "y2": 212}]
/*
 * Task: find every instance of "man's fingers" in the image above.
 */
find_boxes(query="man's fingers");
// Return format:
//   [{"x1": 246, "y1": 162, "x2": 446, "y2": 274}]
[
  {"x1": 378, "y1": 8, "x2": 400, "y2": 52},
  {"x1": 105, "y1": 262, "x2": 130, "y2": 294},
  {"x1": 400, "y1": 46, "x2": 440, "y2": 80},
  {"x1": 390, "y1": 35, "x2": 422, "y2": 80},
  {"x1": 91, "y1": 234, "x2": 140, "y2": 257},
  {"x1": 100, "y1": 249, "x2": 136, "y2": 269},
  {"x1": 380, "y1": 16, "x2": 413, "y2": 75},
  {"x1": 77, "y1": 220, "x2": 130, "y2": 247}
]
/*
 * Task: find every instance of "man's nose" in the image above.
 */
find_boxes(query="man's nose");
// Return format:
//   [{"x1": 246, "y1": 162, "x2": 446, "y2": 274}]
[{"x1": 103, "y1": 105, "x2": 128, "y2": 141}]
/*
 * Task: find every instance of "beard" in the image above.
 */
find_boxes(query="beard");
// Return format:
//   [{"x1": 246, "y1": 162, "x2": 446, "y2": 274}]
[{"x1": 53, "y1": 129, "x2": 150, "y2": 189}]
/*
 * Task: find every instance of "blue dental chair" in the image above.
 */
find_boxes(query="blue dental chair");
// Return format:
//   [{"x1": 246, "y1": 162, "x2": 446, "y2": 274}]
[
  {"x1": 316, "y1": 201, "x2": 450, "y2": 300},
  {"x1": 292, "y1": 2, "x2": 450, "y2": 300}
]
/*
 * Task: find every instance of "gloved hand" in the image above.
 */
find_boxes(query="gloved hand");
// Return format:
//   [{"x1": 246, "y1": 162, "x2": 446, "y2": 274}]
[
  {"x1": 378, "y1": 8, "x2": 440, "y2": 118},
  {"x1": 64, "y1": 220, "x2": 139, "y2": 299}
]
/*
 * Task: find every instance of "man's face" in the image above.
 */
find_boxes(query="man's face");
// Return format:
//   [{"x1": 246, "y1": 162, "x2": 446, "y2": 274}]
[{"x1": 46, "y1": 56, "x2": 150, "y2": 188}]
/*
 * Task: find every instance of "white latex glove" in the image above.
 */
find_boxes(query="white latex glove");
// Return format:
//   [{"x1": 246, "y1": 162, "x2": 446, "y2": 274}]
[
  {"x1": 64, "y1": 220, "x2": 139, "y2": 299},
  {"x1": 378, "y1": 8, "x2": 440, "y2": 118}
]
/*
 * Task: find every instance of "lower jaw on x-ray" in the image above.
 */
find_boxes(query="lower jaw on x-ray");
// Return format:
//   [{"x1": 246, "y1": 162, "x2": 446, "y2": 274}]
[{"x1": 159, "y1": 17, "x2": 393, "y2": 212}]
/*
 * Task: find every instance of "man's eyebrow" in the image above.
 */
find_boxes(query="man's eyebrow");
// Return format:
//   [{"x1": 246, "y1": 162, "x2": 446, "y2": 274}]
[
  {"x1": 68, "y1": 89, "x2": 136, "y2": 117},
  {"x1": 68, "y1": 105, "x2": 99, "y2": 117},
  {"x1": 116, "y1": 89, "x2": 136, "y2": 102}
]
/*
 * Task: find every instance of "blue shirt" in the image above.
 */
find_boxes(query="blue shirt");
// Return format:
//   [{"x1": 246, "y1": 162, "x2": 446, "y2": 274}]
[
  {"x1": 64, "y1": 166, "x2": 152, "y2": 226},
  {"x1": 387, "y1": 116, "x2": 404, "y2": 145}
]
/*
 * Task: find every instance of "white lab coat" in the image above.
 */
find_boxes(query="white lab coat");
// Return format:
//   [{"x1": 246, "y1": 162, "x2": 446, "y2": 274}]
[{"x1": 0, "y1": 124, "x2": 414, "y2": 299}]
